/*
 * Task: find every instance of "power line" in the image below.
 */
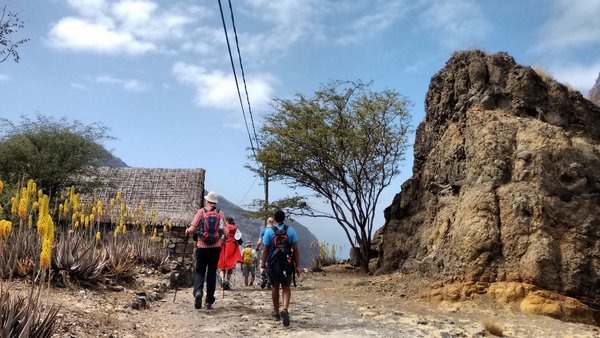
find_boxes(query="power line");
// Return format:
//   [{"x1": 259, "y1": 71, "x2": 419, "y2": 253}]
[
  {"x1": 217, "y1": 0, "x2": 257, "y2": 161},
  {"x1": 227, "y1": 0, "x2": 260, "y2": 151}
]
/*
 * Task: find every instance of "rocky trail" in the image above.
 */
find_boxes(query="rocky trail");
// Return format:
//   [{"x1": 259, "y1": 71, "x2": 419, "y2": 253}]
[{"x1": 12, "y1": 264, "x2": 599, "y2": 337}]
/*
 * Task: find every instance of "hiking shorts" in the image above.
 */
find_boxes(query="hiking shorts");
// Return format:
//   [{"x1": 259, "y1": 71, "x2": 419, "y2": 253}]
[
  {"x1": 242, "y1": 264, "x2": 255, "y2": 278},
  {"x1": 267, "y1": 269, "x2": 293, "y2": 287}
]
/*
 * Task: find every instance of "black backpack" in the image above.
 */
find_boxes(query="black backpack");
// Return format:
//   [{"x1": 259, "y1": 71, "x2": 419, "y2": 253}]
[{"x1": 267, "y1": 225, "x2": 295, "y2": 283}]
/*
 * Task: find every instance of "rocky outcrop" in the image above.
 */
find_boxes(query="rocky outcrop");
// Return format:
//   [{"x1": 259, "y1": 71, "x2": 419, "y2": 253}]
[
  {"x1": 379, "y1": 50, "x2": 600, "y2": 316},
  {"x1": 590, "y1": 73, "x2": 600, "y2": 106}
]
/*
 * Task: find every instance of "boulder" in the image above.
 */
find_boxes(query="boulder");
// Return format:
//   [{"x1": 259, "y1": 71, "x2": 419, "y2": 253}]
[{"x1": 379, "y1": 50, "x2": 600, "y2": 314}]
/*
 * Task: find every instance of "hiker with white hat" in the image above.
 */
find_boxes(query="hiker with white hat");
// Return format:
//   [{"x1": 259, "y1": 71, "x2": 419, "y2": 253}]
[
  {"x1": 185, "y1": 191, "x2": 225, "y2": 310},
  {"x1": 241, "y1": 242, "x2": 257, "y2": 286}
]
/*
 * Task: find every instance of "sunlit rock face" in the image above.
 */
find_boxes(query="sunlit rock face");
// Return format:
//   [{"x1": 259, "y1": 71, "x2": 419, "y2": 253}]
[{"x1": 379, "y1": 50, "x2": 600, "y2": 309}]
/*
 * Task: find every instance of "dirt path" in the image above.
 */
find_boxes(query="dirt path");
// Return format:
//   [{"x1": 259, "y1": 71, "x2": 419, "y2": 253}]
[{"x1": 23, "y1": 265, "x2": 598, "y2": 337}]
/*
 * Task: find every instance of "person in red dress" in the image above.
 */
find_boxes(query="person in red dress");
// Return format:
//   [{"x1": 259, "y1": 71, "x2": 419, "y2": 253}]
[{"x1": 218, "y1": 216, "x2": 243, "y2": 289}]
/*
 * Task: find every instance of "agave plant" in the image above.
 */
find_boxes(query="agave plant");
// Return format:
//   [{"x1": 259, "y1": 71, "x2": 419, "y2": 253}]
[
  {"x1": 129, "y1": 234, "x2": 170, "y2": 267},
  {"x1": 0, "y1": 285, "x2": 60, "y2": 337},
  {"x1": 67, "y1": 240, "x2": 110, "y2": 287},
  {"x1": 0, "y1": 229, "x2": 39, "y2": 280},
  {"x1": 105, "y1": 240, "x2": 137, "y2": 283}
]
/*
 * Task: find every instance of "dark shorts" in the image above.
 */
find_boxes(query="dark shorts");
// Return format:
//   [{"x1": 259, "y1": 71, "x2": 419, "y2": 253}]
[{"x1": 267, "y1": 267, "x2": 293, "y2": 287}]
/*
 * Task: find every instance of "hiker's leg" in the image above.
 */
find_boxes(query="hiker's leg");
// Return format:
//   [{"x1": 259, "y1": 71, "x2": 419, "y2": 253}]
[
  {"x1": 193, "y1": 248, "x2": 207, "y2": 297},
  {"x1": 249, "y1": 267, "x2": 255, "y2": 285},
  {"x1": 206, "y1": 247, "x2": 221, "y2": 304},
  {"x1": 282, "y1": 285, "x2": 291, "y2": 310},
  {"x1": 271, "y1": 284, "x2": 280, "y2": 314}
]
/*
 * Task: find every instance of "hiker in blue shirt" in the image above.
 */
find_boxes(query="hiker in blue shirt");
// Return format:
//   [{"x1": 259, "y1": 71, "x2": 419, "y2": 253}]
[{"x1": 261, "y1": 210, "x2": 300, "y2": 327}]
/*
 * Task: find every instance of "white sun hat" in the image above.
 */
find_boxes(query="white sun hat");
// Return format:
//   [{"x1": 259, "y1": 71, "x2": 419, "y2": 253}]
[{"x1": 204, "y1": 191, "x2": 218, "y2": 204}]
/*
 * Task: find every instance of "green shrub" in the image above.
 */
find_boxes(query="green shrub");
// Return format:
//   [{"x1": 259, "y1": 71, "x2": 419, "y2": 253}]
[{"x1": 310, "y1": 241, "x2": 340, "y2": 272}]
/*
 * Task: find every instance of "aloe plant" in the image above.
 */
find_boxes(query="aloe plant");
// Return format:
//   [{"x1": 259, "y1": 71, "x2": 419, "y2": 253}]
[{"x1": 0, "y1": 284, "x2": 60, "y2": 337}]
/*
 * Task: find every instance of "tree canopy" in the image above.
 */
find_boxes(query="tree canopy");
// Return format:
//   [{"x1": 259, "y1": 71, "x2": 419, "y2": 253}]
[
  {"x1": 0, "y1": 6, "x2": 28, "y2": 64},
  {"x1": 0, "y1": 115, "x2": 114, "y2": 197},
  {"x1": 256, "y1": 80, "x2": 412, "y2": 272}
]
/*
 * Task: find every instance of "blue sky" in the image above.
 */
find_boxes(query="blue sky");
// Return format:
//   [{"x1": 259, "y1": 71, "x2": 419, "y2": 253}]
[{"x1": 1, "y1": 0, "x2": 599, "y2": 255}]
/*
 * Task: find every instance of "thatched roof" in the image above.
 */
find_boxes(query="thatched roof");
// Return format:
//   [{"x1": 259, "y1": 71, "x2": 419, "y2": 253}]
[{"x1": 91, "y1": 167, "x2": 205, "y2": 226}]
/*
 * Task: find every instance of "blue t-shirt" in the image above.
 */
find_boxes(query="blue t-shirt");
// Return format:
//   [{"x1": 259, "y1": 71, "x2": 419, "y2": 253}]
[
  {"x1": 259, "y1": 227, "x2": 266, "y2": 239},
  {"x1": 262, "y1": 224, "x2": 297, "y2": 250}
]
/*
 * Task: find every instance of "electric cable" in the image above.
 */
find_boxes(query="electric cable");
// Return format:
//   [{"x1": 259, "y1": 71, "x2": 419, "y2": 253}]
[{"x1": 217, "y1": 0, "x2": 257, "y2": 161}]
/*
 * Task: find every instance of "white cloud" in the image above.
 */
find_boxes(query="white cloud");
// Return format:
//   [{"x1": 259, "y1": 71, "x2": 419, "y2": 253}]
[
  {"x1": 48, "y1": 0, "x2": 206, "y2": 54},
  {"x1": 95, "y1": 75, "x2": 150, "y2": 92},
  {"x1": 548, "y1": 62, "x2": 600, "y2": 94},
  {"x1": 538, "y1": 0, "x2": 600, "y2": 51},
  {"x1": 418, "y1": 0, "x2": 490, "y2": 49},
  {"x1": 70, "y1": 82, "x2": 87, "y2": 90},
  {"x1": 336, "y1": 0, "x2": 413, "y2": 45},
  {"x1": 233, "y1": 0, "x2": 324, "y2": 59},
  {"x1": 49, "y1": 17, "x2": 155, "y2": 54},
  {"x1": 172, "y1": 62, "x2": 275, "y2": 115}
]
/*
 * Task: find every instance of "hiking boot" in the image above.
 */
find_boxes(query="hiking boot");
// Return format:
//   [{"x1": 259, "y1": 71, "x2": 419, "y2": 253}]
[
  {"x1": 205, "y1": 302, "x2": 212, "y2": 310},
  {"x1": 280, "y1": 309, "x2": 290, "y2": 327},
  {"x1": 223, "y1": 280, "x2": 231, "y2": 290},
  {"x1": 271, "y1": 312, "x2": 281, "y2": 321},
  {"x1": 194, "y1": 293, "x2": 202, "y2": 310}
]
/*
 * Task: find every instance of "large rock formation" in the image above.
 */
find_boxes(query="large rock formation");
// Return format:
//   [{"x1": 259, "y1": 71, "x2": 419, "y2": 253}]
[
  {"x1": 379, "y1": 50, "x2": 600, "y2": 316},
  {"x1": 590, "y1": 73, "x2": 600, "y2": 106}
]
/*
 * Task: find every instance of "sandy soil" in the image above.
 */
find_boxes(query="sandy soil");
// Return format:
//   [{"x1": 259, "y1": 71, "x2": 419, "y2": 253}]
[{"x1": 10, "y1": 264, "x2": 599, "y2": 337}]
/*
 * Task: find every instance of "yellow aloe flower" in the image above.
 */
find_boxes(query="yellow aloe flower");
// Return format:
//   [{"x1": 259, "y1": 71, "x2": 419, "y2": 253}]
[
  {"x1": 120, "y1": 202, "x2": 126, "y2": 214},
  {"x1": 68, "y1": 229, "x2": 74, "y2": 236},
  {"x1": 150, "y1": 228, "x2": 158, "y2": 241},
  {"x1": 18, "y1": 196, "x2": 28, "y2": 221},
  {"x1": 163, "y1": 225, "x2": 167, "y2": 234},
  {"x1": 0, "y1": 179, "x2": 4, "y2": 194},
  {"x1": 96, "y1": 231, "x2": 101, "y2": 241},
  {"x1": 90, "y1": 213, "x2": 95, "y2": 223},
  {"x1": 37, "y1": 189, "x2": 43, "y2": 200},
  {"x1": 33, "y1": 201, "x2": 39, "y2": 210},
  {"x1": 116, "y1": 191, "x2": 122, "y2": 201},
  {"x1": 11, "y1": 197, "x2": 17, "y2": 216},
  {"x1": 84, "y1": 216, "x2": 90, "y2": 228},
  {"x1": 28, "y1": 214, "x2": 32, "y2": 228},
  {"x1": 0, "y1": 220, "x2": 12, "y2": 240},
  {"x1": 122, "y1": 224, "x2": 127, "y2": 233},
  {"x1": 110, "y1": 198, "x2": 115, "y2": 206},
  {"x1": 141, "y1": 224, "x2": 146, "y2": 236},
  {"x1": 74, "y1": 220, "x2": 80, "y2": 228},
  {"x1": 40, "y1": 237, "x2": 52, "y2": 271}
]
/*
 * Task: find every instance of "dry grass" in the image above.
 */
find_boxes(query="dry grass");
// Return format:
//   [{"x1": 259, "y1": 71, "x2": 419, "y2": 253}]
[{"x1": 483, "y1": 320, "x2": 504, "y2": 337}]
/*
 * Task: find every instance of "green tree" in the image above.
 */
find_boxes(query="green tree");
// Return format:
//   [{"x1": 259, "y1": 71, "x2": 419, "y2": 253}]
[
  {"x1": 0, "y1": 115, "x2": 114, "y2": 197},
  {"x1": 1, "y1": 6, "x2": 29, "y2": 64},
  {"x1": 257, "y1": 80, "x2": 411, "y2": 273}
]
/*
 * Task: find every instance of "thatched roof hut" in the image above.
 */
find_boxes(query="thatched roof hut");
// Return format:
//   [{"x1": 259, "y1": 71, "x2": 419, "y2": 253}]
[{"x1": 92, "y1": 167, "x2": 205, "y2": 227}]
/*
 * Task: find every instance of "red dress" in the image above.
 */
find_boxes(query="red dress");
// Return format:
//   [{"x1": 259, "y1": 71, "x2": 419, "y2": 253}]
[{"x1": 218, "y1": 224, "x2": 243, "y2": 270}]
